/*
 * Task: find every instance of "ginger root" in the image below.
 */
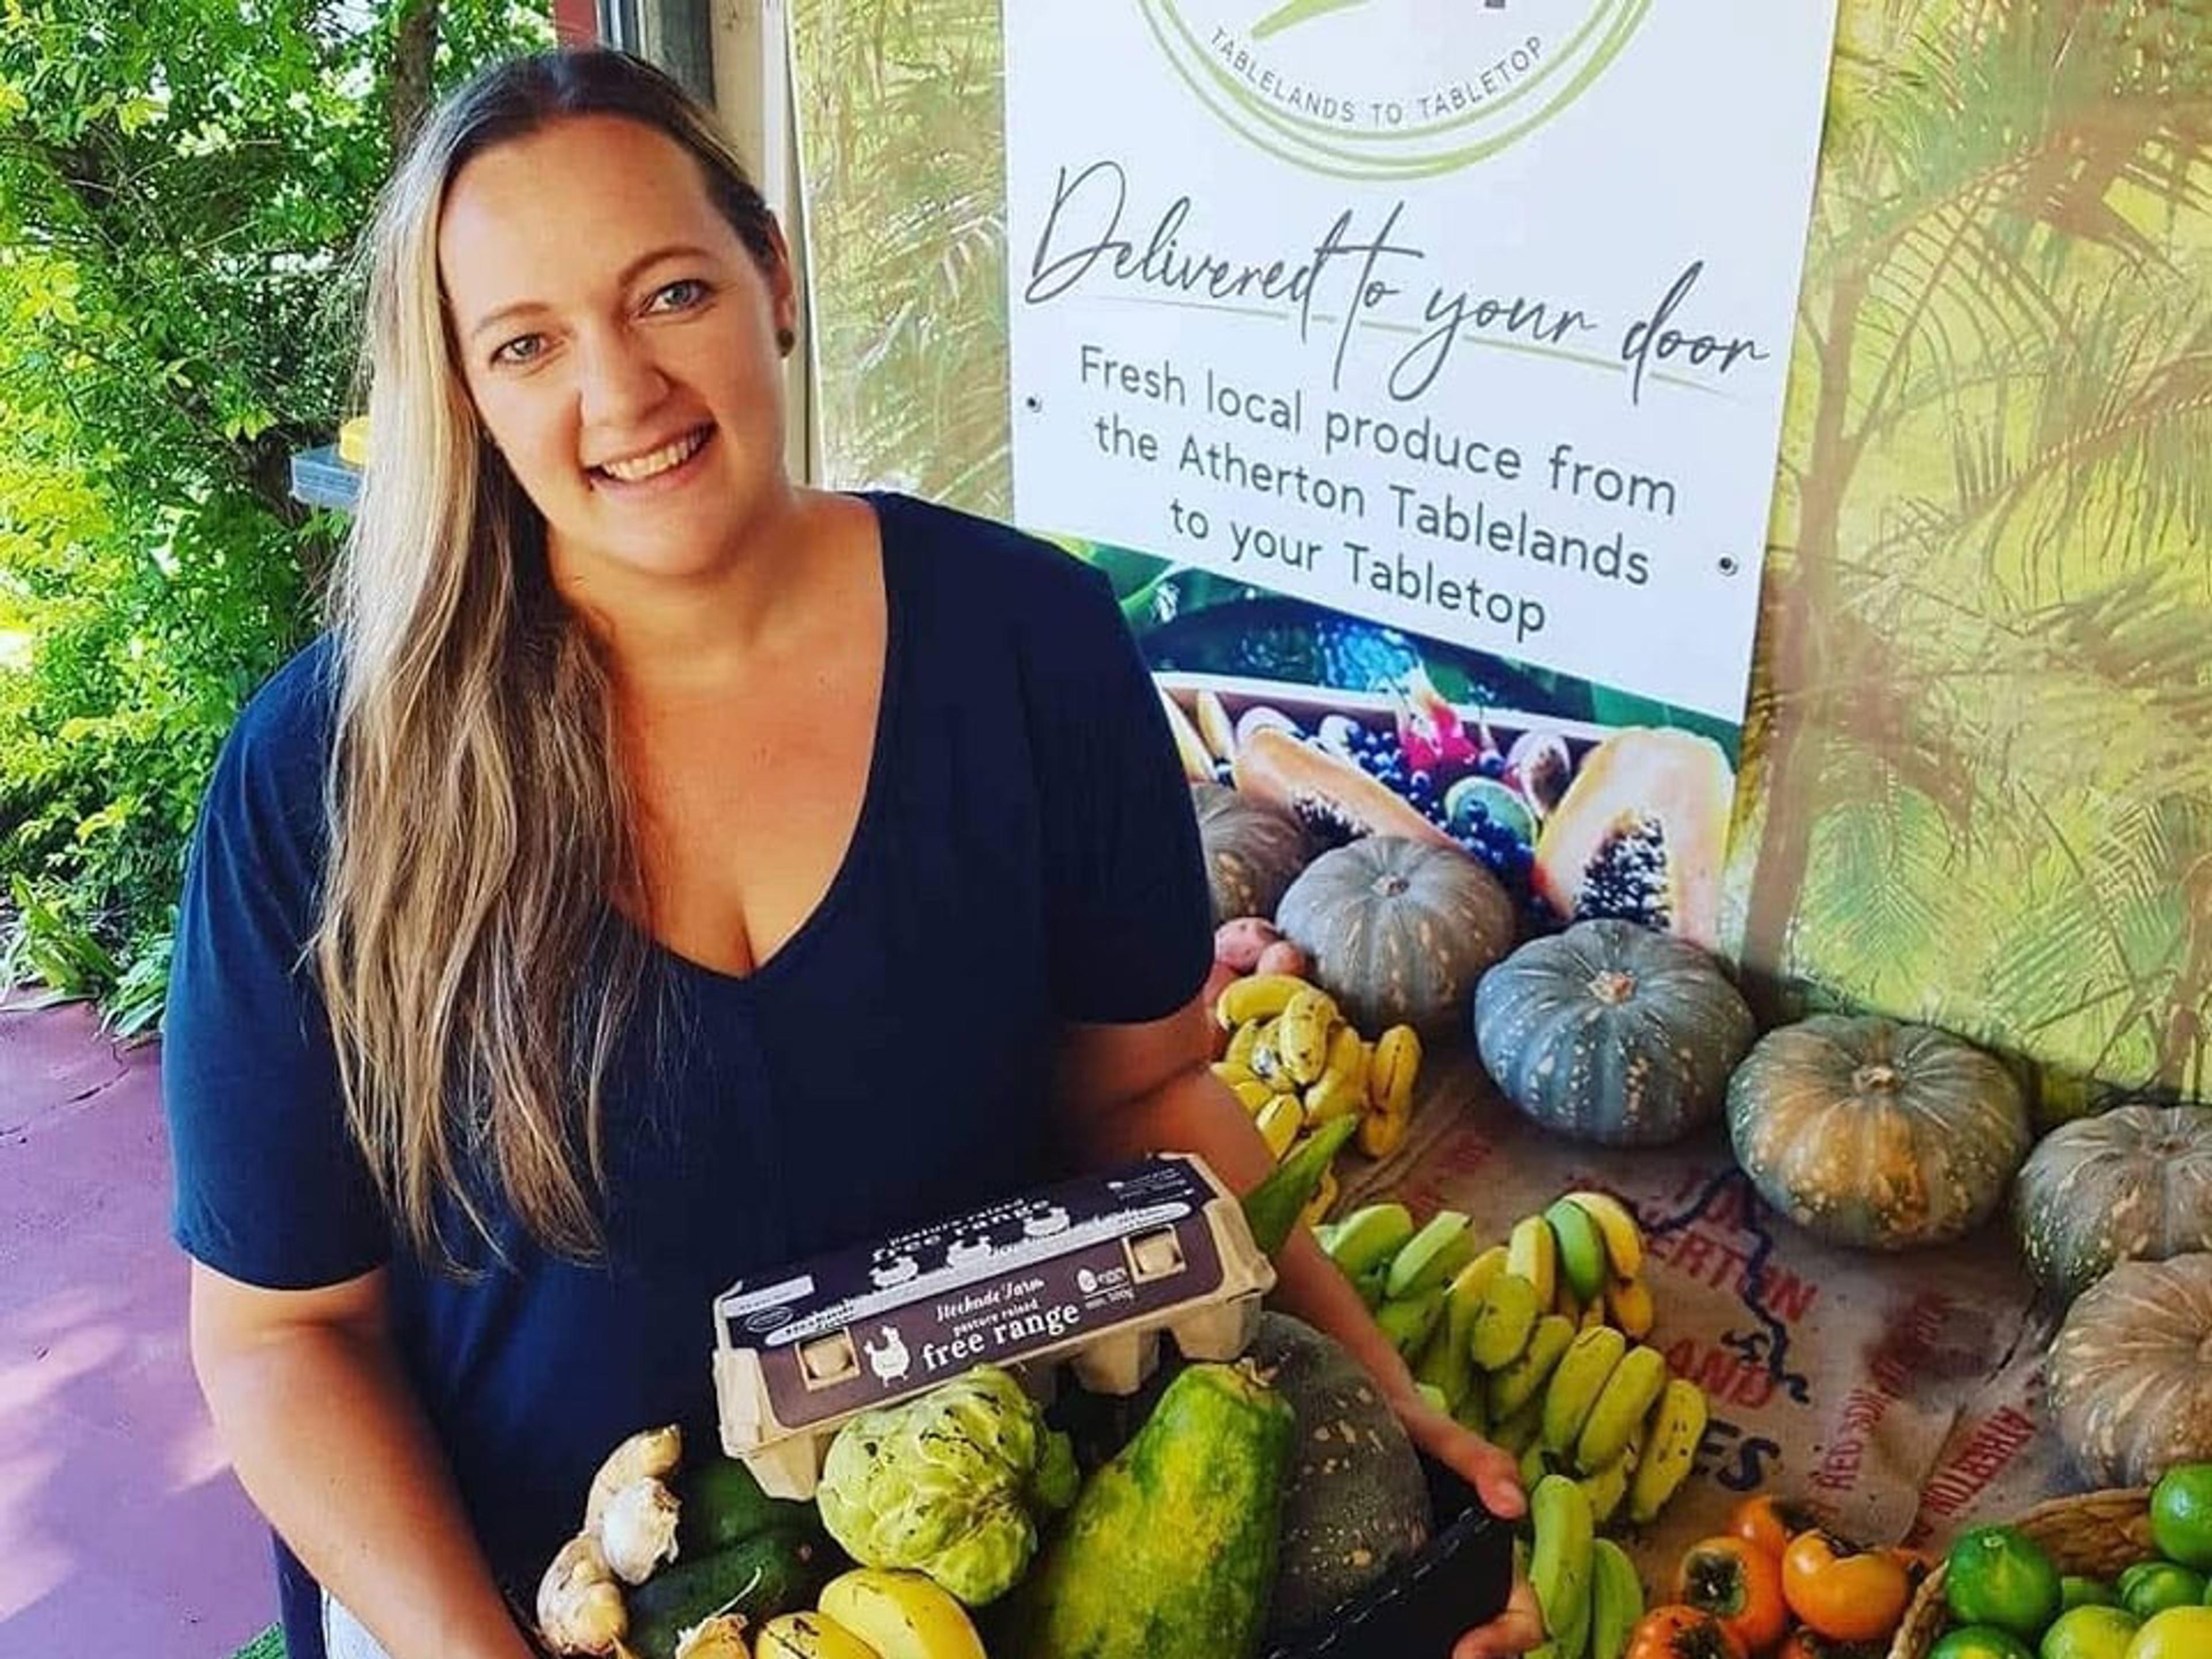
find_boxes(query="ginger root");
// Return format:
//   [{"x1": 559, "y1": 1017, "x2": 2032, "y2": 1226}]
[
  {"x1": 585, "y1": 1424, "x2": 683, "y2": 1531},
  {"x1": 536, "y1": 1533, "x2": 627, "y2": 1656}
]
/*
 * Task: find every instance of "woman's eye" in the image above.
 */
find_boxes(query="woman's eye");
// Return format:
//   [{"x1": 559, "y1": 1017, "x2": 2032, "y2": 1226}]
[
  {"x1": 647, "y1": 278, "x2": 709, "y2": 312},
  {"x1": 491, "y1": 334, "x2": 545, "y2": 367}
]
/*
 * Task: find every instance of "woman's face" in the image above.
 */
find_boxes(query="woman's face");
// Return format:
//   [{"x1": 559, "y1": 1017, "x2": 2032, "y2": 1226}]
[{"x1": 438, "y1": 112, "x2": 796, "y2": 582}]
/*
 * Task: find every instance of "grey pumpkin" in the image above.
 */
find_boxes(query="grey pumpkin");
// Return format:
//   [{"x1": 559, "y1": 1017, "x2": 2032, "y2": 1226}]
[
  {"x1": 2049, "y1": 1250, "x2": 2212, "y2": 1487},
  {"x1": 2012, "y1": 1103, "x2": 2212, "y2": 1303},
  {"x1": 1726, "y1": 1016, "x2": 2032, "y2": 1251},
  {"x1": 1275, "y1": 835, "x2": 1514, "y2": 1037},
  {"x1": 1472, "y1": 918, "x2": 1755, "y2": 1147},
  {"x1": 1191, "y1": 782, "x2": 1311, "y2": 925}
]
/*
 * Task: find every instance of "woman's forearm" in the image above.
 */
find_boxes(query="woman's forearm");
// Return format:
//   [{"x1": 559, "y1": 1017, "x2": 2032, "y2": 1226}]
[
  {"x1": 1069, "y1": 1062, "x2": 1423, "y2": 1408},
  {"x1": 197, "y1": 1320, "x2": 537, "y2": 1659}
]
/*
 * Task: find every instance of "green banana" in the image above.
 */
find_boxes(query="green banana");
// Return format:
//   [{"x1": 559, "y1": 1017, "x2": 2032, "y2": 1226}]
[
  {"x1": 1541, "y1": 1325, "x2": 1627, "y2": 1455},
  {"x1": 1323, "y1": 1202, "x2": 1415, "y2": 1278},
  {"x1": 1627, "y1": 1378, "x2": 1707, "y2": 1524},
  {"x1": 1575, "y1": 1343, "x2": 1668, "y2": 1472},
  {"x1": 1508, "y1": 1214, "x2": 1558, "y2": 1309},
  {"x1": 1546, "y1": 1199, "x2": 1609, "y2": 1306},
  {"x1": 1240, "y1": 1112, "x2": 1357, "y2": 1257},
  {"x1": 1374, "y1": 1286, "x2": 1445, "y2": 1358},
  {"x1": 1413, "y1": 1278, "x2": 1476, "y2": 1412},
  {"x1": 1588, "y1": 1538, "x2": 1645, "y2": 1659},
  {"x1": 1565, "y1": 1191, "x2": 1645, "y2": 1281},
  {"x1": 1387, "y1": 1209, "x2": 1476, "y2": 1299},
  {"x1": 1488, "y1": 1393, "x2": 1544, "y2": 1456},
  {"x1": 1469, "y1": 1271, "x2": 1543, "y2": 1370},
  {"x1": 1528, "y1": 1473, "x2": 1594, "y2": 1659},
  {"x1": 1452, "y1": 1376, "x2": 1491, "y2": 1435},
  {"x1": 1487, "y1": 1313, "x2": 1577, "y2": 1421}
]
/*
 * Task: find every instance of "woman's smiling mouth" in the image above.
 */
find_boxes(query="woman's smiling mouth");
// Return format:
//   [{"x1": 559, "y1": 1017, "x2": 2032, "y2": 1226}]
[{"x1": 590, "y1": 424, "x2": 714, "y2": 490}]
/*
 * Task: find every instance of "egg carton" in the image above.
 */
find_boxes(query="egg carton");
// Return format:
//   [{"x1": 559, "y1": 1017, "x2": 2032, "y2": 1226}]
[{"x1": 710, "y1": 1151, "x2": 1275, "y2": 1499}]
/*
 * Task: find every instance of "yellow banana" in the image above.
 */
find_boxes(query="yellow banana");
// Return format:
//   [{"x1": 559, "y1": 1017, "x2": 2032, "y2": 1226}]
[
  {"x1": 1357, "y1": 1094, "x2": 1411, "y2": 1158},
  {"x1": 756, "y1": 1611, "x2": 882, "y2": 1659},
  {"x1": 1320, "y1": 1022, "x2": 1368, "y2": 1089},
  {"x1": 1581, "y1": 1297, "x2": 1610, "y2": 1332},
  {"x1": 1224, "y1": 1018, "x2": 1264, "y2": 1074},
  {"x1": 1541, "y1": 1324, "x2": 1627, "y2": 1455},
  {"x1": 1215, "y1": 972, "x2": 1310, "y2": 1029},
  {"x1": 1276, "y1": 987, "x2": 1338, "y2": 1085},
  {"x1": 1305, "y1": 1069, "x2": 1368, "y2": 1125},
  {"x1": 1627, "y1": 1378, "x2": 1707, "y2": 1524},
  {"x1": 1606, "y1": 1275, "x2": 1656, "y2": 1340},
  {"x1": 1576, "y1": 1343, "x2": 1669, "y2": 1473},
  {"x1": 1210, "y1": 1059, "x2": 1256, "y2": 1088},
  {"x1": 1367, "y1": 1024, "x2": 1422, "y2": 1115},
  {"x1": 1566, "y1": 1190, "x2": 1646, "y2": 1281},
  {"x1": 1580, "y1": 1446, "x2": 1634, "y2": 1528},
  {"x1": 1230, "y1": 1078, "x2": 1274, "y2": 1115},
  {"x1": 1508, "y1": 1214, "x2": 1558, "y2": 1309},
  {"x1": 1256, "y1": 1094, "x2": 1303, "y2": 1158},
  {"x1": 819, "y1": 1566, "x2": 989, "y2": 1659},
  {"x1": 1248, "y1": 1020, "x2": 1293, "y2": 1088}
]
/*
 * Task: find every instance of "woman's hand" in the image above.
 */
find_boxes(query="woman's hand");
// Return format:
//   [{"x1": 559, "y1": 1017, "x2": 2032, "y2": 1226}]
[{"x1": 1387, "y1": 1387, "x2": 1549, "y2": 1659}]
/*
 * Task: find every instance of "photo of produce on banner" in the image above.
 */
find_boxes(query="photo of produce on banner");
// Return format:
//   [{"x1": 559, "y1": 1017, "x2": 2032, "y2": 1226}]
[{"x1": 1081, "y1": 548, "x2": 1737, "y2": 947}]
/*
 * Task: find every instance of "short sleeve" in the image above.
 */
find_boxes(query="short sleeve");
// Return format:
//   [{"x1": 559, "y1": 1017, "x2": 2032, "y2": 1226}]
[
  {"x1": 162, "y1": 641, "x2": 389, "y2": 1289},
  {"x1": 1032, "y1": 564, "x2": 1214, "y2": 1024}
]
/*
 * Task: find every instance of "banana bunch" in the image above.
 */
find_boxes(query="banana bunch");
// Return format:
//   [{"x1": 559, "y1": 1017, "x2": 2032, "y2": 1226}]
[
  {"x1": 1210, "y1": 974, "x2": 1423, "y2": 1206},
  {"x1": 757, "y1": 1567, "x2": 988, "y2": 1659},
  {"x1": 1317, "y1": 1190, "x2": 1708, "y2": 1539},
  {"x1": 1525, "y1": 1475, "x2": 1650, "y2": 1659}
]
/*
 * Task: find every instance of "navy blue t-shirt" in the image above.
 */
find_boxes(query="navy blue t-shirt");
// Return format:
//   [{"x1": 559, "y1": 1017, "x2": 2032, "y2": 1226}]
[{"x1": 161, "y1": 492, "x2": 1213, "y2": 1651}]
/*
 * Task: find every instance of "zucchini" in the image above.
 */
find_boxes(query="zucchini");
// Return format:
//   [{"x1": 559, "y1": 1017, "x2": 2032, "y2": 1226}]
[{"x1": 674, "y1": 1455, "x2": 821, "y2": 1556}]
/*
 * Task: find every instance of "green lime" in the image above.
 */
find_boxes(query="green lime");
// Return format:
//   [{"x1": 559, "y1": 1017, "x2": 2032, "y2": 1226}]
[
  {"x1": 1930, "y1": 1626, "x2": 2037, "y2": 1659},
  {"x1": 2039, "y1": 1604, "x2": 2138, "y2": 1659},
  {"x1": 2150, "y1": 1465, "x2": 2212, "y2": 1572},
  {"x1": 2117, "y1": 1560, "x2": 2206, "y2": 1620},
  {"x1": 1947, "y1": 1526, "x2": 2065, "y2": 1638},
  {"x1": 2062, "y1": 1576, "x2": 2119, "y2": 1610}
]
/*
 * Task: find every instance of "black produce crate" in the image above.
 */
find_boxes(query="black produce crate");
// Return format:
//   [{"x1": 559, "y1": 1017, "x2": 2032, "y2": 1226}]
[{"x1": 1263, "y1": 1454, "x2": 1514, "y2": 1659}]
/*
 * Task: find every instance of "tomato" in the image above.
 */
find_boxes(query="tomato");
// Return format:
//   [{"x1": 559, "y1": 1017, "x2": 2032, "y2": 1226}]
[
  {"x1": 1927, "y1": 1627, "x2": 2035, "y2": 1659},
  {"x1": 2039, "y1": 1604, "x2": 2142, "y2": 1659},
  {"x1": 1677, "y1": 1535, "x2": 1789, "y2": 1654},
  {"x1": 1943, "y1": 1525, "x2": 2063, "y2": 1638},
  {"x1": 1730, "y1": 1494, "x2": 1824, "y2": 1560},
  {"x1": 2118, "y1": 1560, "x2": 2206, "y2": 1620},
  {"x1": 2126, "y1": 1605, "x2": 2212, "y2": 1658},
  {"x1": 2150, "y1": 1463, "x2": 2212, "y2": 1571},
  {"x1": 1627, "y1": 1604, "x2": 1751, "y2": 1659},
  {"x1": 1780, "y1": 1530, "x2": 1913, "y2": 1642}
]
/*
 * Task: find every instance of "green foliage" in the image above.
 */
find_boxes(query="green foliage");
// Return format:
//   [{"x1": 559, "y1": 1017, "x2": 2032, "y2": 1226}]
[{"x1": 0, "y1": 0, "x2": 553, "y2": 1022}]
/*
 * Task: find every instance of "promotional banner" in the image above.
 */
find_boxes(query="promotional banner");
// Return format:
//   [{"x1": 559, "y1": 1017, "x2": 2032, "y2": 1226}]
[
  {"x1": 1002, "y1": 3, "x2": 1837, "y2": 730},
  {"x1": 789, "y1": 0, "x2": 2212, "y2": 1104}
]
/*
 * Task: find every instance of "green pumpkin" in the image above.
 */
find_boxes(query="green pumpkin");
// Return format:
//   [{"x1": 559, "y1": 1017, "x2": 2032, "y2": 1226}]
[
  {"x1": 1192, "y1": 781, "x2": 1310, "y2": 925},
  {"x1": 1472, "y1": 918, "x2": 1754, "y2": 1147},
  {"x1": 2013, "y1": 1104, "x2": 2212, "y2": 1303},
  {"x1": 1727, "y1": 1016, "x2": 2032, "y2": 1251},
  {"x1": 1276, "y1": 835, "x2": 1514, "y2": 1037},
  {"x1": 2049, "y1": 1251, "x2": 2212, "y2": 1487}
]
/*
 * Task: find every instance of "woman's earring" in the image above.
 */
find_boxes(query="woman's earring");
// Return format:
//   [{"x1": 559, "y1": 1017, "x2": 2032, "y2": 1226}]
[{"x1": 776, "y1": 326, "x2": 797, "y2": 357}]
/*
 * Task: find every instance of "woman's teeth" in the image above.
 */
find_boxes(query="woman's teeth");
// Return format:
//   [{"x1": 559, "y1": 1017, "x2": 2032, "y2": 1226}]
[{"x1": 596, "y1": 427, "x2": 708, "y2": 483}]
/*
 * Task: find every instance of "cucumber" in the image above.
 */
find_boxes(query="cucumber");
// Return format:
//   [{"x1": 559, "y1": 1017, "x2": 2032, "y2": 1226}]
[
  {"x1": 674, "y1": 1455, "x2": 821, "y2": 1556},
  {"x1": 627, "y1": 1531, "x2": 835, "y2": 1659}
]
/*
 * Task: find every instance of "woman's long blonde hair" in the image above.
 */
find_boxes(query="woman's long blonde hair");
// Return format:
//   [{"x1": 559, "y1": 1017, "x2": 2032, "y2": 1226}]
[{"x1": 315, "y1": 50, "x2": 782, "y2": 1268}]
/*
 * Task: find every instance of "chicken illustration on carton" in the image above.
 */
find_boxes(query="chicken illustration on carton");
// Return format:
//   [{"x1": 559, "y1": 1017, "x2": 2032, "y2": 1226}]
[{"x1": 711, "y1": 1152, "x2": 1275, "y2": 1498}]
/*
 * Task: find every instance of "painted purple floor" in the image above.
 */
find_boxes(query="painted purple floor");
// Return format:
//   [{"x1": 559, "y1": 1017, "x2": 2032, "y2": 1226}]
[{"x1": 1, "y1": 993, "x2": 273, "y2": 1656}]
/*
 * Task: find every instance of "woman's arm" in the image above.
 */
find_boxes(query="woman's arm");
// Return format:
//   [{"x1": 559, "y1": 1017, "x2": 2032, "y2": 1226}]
[{"x1": 190, "y1": 1261, "x2": 539, "y2": 1659}]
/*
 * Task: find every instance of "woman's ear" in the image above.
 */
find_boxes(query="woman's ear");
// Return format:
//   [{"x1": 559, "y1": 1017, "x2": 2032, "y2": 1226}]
[{"x1": 762, "y1": 213, "x2": 800, "y2": 355}]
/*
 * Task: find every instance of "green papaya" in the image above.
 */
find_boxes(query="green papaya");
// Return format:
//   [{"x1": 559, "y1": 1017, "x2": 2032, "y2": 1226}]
[{"x1": 999, "y1": 1361, "x2": 1295, "y2": 1659}]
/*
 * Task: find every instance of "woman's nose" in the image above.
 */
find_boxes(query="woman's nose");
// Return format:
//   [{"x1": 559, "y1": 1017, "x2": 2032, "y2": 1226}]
[{"x1": 576, "y1": 328, "x2": 668, "y2": 427}]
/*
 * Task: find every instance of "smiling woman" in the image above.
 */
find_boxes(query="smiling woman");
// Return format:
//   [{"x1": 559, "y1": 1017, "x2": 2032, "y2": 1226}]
[{"x1": 160, "y1": 44, "x2": 1540, "y2": 1659}]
